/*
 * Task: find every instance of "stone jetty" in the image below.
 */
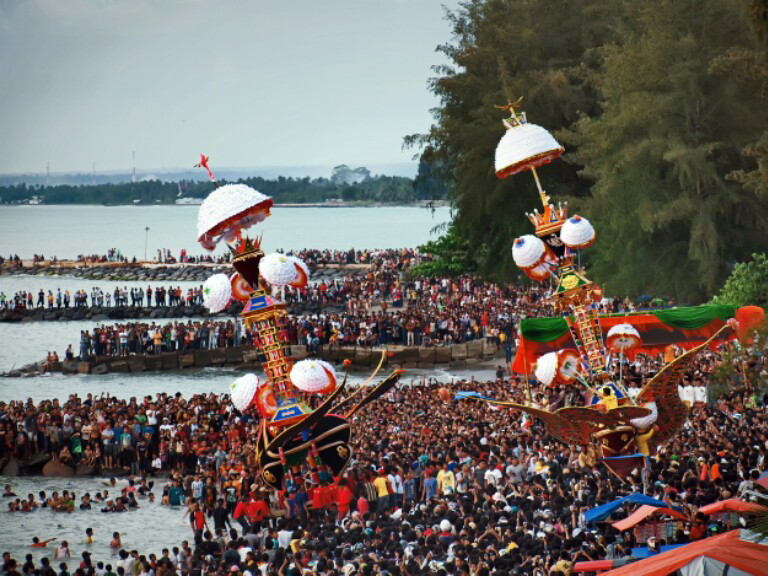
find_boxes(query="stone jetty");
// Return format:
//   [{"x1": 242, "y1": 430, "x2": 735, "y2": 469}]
[{"x1": 2, "y1": 338, "x2": 503, "y2": 377}]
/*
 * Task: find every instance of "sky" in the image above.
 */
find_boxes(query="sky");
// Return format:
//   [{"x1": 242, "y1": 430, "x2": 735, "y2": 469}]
[{"x1": 0, "y1": 0, "x2": 459, "y2": 175}]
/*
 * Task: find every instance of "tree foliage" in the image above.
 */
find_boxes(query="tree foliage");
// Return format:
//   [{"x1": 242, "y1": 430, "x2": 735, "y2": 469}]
[
  {"x1": 411, "y1": 0, "x2": 768, "y2": 303},
  {"x1": 0, "y1": 174, "x2": 447, "y2": 206},
  {"x1": 712, "y1": 252, "x2": 768, "y2": 307},
  {"x1": 409, "y1": 221, "x2": 476, "y2": 278}
]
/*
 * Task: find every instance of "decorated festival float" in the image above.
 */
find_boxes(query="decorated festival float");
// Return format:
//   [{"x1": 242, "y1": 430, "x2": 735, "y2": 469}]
[
  {"x1": 450, "y1": 101, "x2": 766, "y2": 481},
  {"x1": 193, "y1": 156, "x2": 402, "y2": 491}
]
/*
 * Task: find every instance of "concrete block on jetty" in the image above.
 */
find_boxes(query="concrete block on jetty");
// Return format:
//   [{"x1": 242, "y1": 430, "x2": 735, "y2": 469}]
[
  {"x1": 354, "y1": 349, "x2": 372, "y2": 367},
  {"x1": 209, "y1": 349, "x2": 227, "y2": 365},
  {"x1": 127, "y1": 356, "x2": 146, "y2": 372},
  {"x1": 62, "y1": 360, "x2": 79, "y2": 374},
  {"x1": 161, "y1": 352, "x2": 179, "y2": 369},
  {"x1": 77, "y1": 361, "x2": 91, "y2": 374},
  {"x1": 402, "y1": 347, "x2": 420, "y2": 362},
  {"x1": 242, "y1": 349, "x2": 261, "y2": 364},
  {"x1": 108, "y1": 360, "x2": 130, "y2": 373},
  {"x1": 194, "y1": 349, "x2": 212, "y2": 367},
  {"x1": 451, "y1": 343, "x2": 468, "y2": 360},
  {"x1": 179, "y1": 353, "x2": 195, "y2": 368},
  {"x1": 145, "y1": 355, "x2": 162, "y2": 370},
  {"x1": 320, "y1": 345, "x2": 340, "y2": 362},
  {"x1": 467, "y1": 340, "x2": 483, "y2": 358},
  {"x1": 435, "y1": 347, "x2": 452, "y2": 364},
  {"x1": 289, "y1": 346, "x2": 308, "y2": 361},
  {"x1": 338, "y1": 347, "x2": 356, "y2": 363},
  {"x1": 482, "y1": 339, "x2": 499, "y2": 357},
  {"x1": 91, "y1": 363, "x2": 108, "y2": 375},
  {"x1": 225, "y1": 347, "x2": 244, "y2": 364},
  {"x1": 418, "y1": 347, "x2": 436, "y2": 363}
]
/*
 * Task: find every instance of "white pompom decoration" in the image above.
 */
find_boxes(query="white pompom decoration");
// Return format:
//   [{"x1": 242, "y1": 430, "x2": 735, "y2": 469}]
[
  {"x1": 202, "y1": 273, "x2": 232, "y2": 313},
  {"x1": 560, "y1": 215, "x2": 596, "y2": 249},
  {"x1": 259, "y1": 253, "x2": 298, "y2": 286},
  {"x1": 290, "y1": 359, "x2": 337, "y2": 394},
  {"x1": 512, "y1": 235, "x2": 546, "y2": 269},
  {"x1": 230, "y1": 373, "x2": 261, "y2": 411},
  {"x1": 534, "y1": 352, "x2": 558, "y2": 387}
]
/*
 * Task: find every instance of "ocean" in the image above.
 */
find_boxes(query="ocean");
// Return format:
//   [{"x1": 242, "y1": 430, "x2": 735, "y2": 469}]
[{"x1": 0, "y1": 205, "x2": 450, "y2": 260}]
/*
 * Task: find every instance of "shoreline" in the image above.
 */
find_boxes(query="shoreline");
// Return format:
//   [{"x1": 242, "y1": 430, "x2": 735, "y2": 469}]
[{"x1": 2, "y1": 338, "x2": 504, "y2": 377}]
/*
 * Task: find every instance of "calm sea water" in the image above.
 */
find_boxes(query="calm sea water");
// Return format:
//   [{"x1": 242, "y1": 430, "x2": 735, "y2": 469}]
[{"x1": 0, "y1": 205, "x2": 450, "y2": 259}]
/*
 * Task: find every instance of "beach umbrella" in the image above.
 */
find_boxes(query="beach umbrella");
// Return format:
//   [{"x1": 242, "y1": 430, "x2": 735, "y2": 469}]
[
  {"x1": 197, "y1": 184, "x2": 272, "y2": 250},
  {"x1": 202, "y1": 274, "x2": 232, "y2": 313}
]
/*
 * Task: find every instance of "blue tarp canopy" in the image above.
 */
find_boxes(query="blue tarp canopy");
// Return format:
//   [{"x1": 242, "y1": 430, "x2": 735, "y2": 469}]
[{"x1": 584, "y1": 493, "x2": 680, "y2": 524}]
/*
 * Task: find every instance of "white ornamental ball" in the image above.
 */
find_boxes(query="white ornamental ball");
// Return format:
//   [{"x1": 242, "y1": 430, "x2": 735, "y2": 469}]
[
  {"x1": 534, "y1": 352, "x2": 558, "y2": 386},
  {"x1": 259, "y1": 253, "x2": 298, "y2": 286},
  {"x1": 202, "y1": 273, "x2": 232, "y2": 313},
  {"x1": 290, "y1": 359, "x2": 335, "y2": 393},
  {"x1": 230, "y1": 373, "x2": 261, "y2": 411},
  {"x1": 560, "y1": 215, "x2": 596, "y2": 249},
  {"x1": 512, "y1": 235, "x2": 546, "y2": 269},
  {"x1": 196, "y1": 183, "x2": 272, "y2": 250}
]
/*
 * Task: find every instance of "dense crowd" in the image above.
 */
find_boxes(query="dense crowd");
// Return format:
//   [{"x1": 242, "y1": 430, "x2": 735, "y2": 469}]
[
  {"x1": 1, "y1": 286, "x2": 204, "y2": 312},
  {"x1": 1, "y1": 338, "x2": 766, "y2": 575}
]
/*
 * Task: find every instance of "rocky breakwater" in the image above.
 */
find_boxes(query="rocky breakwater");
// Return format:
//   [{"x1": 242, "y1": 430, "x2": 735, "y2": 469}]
[
  {"x1": 0, "y1": 301, "x2": 242, "y2": 323},
  {"x1": 2, "y1": 338, "x2": 503, "y2": 378},
  {"x1": 0, "y1": 262, "x2": 231, "y2": 282}
]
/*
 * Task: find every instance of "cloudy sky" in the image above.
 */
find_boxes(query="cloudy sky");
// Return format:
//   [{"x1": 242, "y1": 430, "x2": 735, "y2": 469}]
[{"x1": 0, "y1": 0, "x2": 459, "y2": 175}]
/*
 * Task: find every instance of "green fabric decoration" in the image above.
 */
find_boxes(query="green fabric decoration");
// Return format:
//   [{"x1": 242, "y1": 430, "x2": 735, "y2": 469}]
[
  {"x1": 520, "y1": 316, "x2": 569, "y2": 342},
  {"x1": 520, "y1": 305, "x2": 737, "y2": 342},
  {"x1": 652, "y1": 305, "x2": 736, "y2": 330}
]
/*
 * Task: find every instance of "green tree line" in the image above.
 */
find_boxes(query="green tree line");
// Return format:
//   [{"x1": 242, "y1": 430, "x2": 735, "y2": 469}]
[
  {"x1": 0, "y1": 166, "x2": 447, "y2": 206},
  {"x1": 409, "y1": 0, "x2": 768, "y2": 303}
]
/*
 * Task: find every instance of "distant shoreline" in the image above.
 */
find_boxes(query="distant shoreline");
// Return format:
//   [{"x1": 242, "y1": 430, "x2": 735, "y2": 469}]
[{"x1": 0, "y1": 201, "x2": 449, "y2": 208}]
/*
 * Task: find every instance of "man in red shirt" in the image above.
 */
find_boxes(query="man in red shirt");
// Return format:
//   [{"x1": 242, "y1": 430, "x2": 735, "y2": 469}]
[{"x1": 247, "y1": 492, "x2": 271, "y2": 530}]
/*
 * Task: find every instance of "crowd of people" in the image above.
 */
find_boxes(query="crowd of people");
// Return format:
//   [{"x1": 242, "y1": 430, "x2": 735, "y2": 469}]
[
  {"x1": 1, "y1": 334, "x2": 766, "y2": 575},
  {"x1": 1, "y1": 286, "x2": 205, "y2": 312}
]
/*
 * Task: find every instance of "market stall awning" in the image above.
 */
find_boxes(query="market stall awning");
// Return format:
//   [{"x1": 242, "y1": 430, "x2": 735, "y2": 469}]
[
  {"x1": 601, "y1": 530, "x2": 768, "y2": 576},
  {"x1": 698, "y1": 498, "x2": 767, "y2": 516},
  {"x1": 612, "y1": 504, "x2": 688, "y2": 532},
  {"x1": 512, "y1": 304, "x2": 742, "y2": 374}
]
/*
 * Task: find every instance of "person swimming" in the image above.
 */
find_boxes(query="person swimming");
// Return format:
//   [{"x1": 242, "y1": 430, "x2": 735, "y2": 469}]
[{"x1": 30, "y1": 537, "x2": 57, "y2": 548}]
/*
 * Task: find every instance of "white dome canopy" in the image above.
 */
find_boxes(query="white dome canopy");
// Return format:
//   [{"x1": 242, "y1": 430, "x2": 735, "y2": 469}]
[
  {"x1": 560, "y1": 215, "x2": 596, "y2": 249},
  {"x1": 495, "y1": 123, "x2": 564, "y2": 178},
  {"x1": 196, "y1": 184, "x2": 272, "y2": 249},
  {"x1": 512, "y1": 235, "x2": 546, "y2": 269}
]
